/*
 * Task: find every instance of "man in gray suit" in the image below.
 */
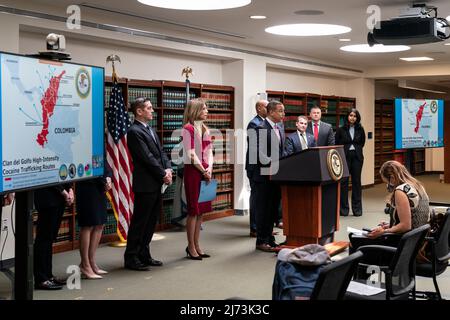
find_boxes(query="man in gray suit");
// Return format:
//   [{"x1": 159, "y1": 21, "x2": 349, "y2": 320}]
[
  {"x1": 284, "y1": 115, "x2": 316, "y2": 156},
  {"x1": 306, "y1": 106, "x2": 335, "y2": 146}
]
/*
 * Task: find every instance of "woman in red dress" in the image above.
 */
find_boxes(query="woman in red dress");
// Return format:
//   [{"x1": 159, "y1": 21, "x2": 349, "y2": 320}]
[{"x1": 182, "y1": 98, "x2": 213, "y2": 260}]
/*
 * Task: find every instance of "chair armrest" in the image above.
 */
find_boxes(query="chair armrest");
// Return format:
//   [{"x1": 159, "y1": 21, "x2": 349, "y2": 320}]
[
  {"x1": 357, "y1": 245, "x2": 397, "y2": 268},
  {"x1": 357, "y1": 245, "x2": 397, "y2": 255}
]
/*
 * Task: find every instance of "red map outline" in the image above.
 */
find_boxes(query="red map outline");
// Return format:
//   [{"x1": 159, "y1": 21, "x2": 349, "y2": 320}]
[{"x1": 36, "y1": 70, "x2": 66, "y2": 147}]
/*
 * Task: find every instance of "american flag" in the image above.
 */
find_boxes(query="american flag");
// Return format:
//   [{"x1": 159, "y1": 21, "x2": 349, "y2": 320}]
[{"x1": 106, "y1": 82, "x2": 134, "y2": 242}]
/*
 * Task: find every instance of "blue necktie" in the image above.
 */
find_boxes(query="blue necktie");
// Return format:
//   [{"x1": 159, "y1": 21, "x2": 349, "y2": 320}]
[{"x1": 147, "y1": 125, "x2": 156, "y2": 143}]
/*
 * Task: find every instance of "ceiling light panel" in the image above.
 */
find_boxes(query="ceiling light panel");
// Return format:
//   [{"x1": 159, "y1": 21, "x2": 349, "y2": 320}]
[
  {"x1": 400, "y1": 57, "x2": 434, "y2": 61},
  {"x1": 340, "y1": 44, "x2": 410, "y2": 53},
  {"x1": 265, "y1": 24, "x2": 351, "y2": 36},
  {"x1": 137, "y1": 0, "x2": 251, "y2": 10},
  {"x1": 250, "y1": 15, "x2": 267, "y2": 20}
]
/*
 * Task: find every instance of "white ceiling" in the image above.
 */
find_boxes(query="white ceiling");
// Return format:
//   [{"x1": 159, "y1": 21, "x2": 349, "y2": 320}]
[{"x1": 23, "y1": 0, "x2": 450, "y2": 70}]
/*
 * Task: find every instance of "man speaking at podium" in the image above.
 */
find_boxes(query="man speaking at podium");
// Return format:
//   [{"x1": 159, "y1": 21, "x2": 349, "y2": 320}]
[{"x1": 252, "y1": 100, "x2": 285, "y2": 252}]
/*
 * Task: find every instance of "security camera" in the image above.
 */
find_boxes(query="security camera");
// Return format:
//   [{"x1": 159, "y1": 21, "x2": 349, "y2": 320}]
[{"x1": 46, "y1": 33, "x2": 66, "y2": 51}]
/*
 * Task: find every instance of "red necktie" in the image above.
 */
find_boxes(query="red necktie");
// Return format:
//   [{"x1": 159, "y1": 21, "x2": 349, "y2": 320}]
[{"x1": 313, "y1": 123, "x2": 319, "y2": 142}]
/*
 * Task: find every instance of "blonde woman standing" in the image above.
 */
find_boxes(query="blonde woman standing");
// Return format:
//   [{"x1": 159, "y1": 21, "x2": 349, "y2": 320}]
[{"x1": 182, "y1": 99, "x2": 213, "y2": 260}]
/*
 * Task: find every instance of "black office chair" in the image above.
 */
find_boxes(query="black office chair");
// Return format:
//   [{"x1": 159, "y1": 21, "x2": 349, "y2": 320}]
[
  {"x1": 415, "y1": 209, "x2": 450, "y2": 300},
  {"x1": 310, "y1": 251, "x2": 363, "y2": 300},
  {"x1": 345, "y1": 224, "x2": 430, "y2": 300}
]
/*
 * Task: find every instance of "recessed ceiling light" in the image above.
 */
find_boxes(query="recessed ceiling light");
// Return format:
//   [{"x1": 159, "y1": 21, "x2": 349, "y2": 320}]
[
  {"x1": 447, "y1": 15, "x2": 450, "y2": 21},
  {"x1": 340, "y1": 44, "x2": 410, "y2": 53},
  {"x1": 339, "y1": 38, "x2": 351, "y2": 42},
  {"x1": 137, "y1": 0, "x2": 251, "y2": 10},
  {"x1": 265, "y1": 24, "x2": 351, "y2": 36},
  {"x1": 444, "y1": 42, "x2": 450, "y2": 45},
  {"x1": 400, "y1": 57, "x2": 434, "y2": 62},
  {"x1": 250, "y1": 15, "x2": 267, "y2": 20}
]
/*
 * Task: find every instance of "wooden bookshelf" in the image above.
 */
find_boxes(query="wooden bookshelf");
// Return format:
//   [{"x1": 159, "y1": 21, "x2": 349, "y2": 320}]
[
  {"x1": 46, "y1": 77, "x2": 235, "y2": 253},
  {"x1": 267, "y1": 91, "x2": 356, "y2": 131}
]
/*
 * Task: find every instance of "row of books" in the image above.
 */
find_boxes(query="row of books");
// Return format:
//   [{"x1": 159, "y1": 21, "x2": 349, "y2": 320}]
[
  {"x1": 162, "y1": 113, "x2": 184, "y2": 130},
  {"x1": 103, "y1": 213, "x2": 118, "y2": 235},
  {"x1": 201, "y1": 92, "x2": 232, "y2": 110},
  {"x1": 212, "y1": 194, "x2": 232, "y2": 211},
  {"x1": 161, "y1": 203, "x2": 174, "y2": 225},
  {"x1": 126, "y1": 112, "x2": 158, "y2": 128},
  {"x1": 283, "y1": 115, "x2": 299, "y2": 130},
  {"x1": 128, "y1": 87, "x2": 158, "y2": 107},
  {"x1": 284, "y1": 99, "x2": 304, "y2": 106},
  {"x1": 212, "y1": 172, "x2": 233, "y2": 190},
  {"x1": 205, "y1": 114, "x2": 232, "y2": 129},
  {"x1": 214, "y1": 164, "x2": 233, "y2": 171},
  {"x1": 284, "y1": 105, "x2": 306, "y2": 113},
  {"x1": 162, "y1": 178, "x2": 177, "y2": 200},
  {"x1": 163, "y1": 91, "x2": 197, "y2": 108}
]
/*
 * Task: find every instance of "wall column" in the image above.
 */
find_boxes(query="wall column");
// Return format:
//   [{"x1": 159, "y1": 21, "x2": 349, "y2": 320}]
[
  {"x1": 346, "y1": 78, "x2": 375, "y2": 186},
  {"x1": 222, "y1": 57, "x2": 266, "y2": 213}
]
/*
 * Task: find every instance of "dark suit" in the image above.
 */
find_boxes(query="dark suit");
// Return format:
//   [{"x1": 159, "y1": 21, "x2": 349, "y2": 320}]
[
  {"x1": 253, "y1": 119, "x2": 285, "y2": 246},
  {"x1": 306, "y1": 121, "x2": 335, "y2": 146},
  {"x1": 284, "y1": 131, "x2": 316, "y2": 156},
  {"x1": 125, "y1": 121, "x2": 171, "y2": 265},
  {"x1": 245, "y1": 115, "x2": 264, "y2": 233},
  {"x1": 335, "y1": 124, "x2": 366, "y2": 216},
  {"x1": 33, "y1": 184, "x2": 72, "y2": 284}
]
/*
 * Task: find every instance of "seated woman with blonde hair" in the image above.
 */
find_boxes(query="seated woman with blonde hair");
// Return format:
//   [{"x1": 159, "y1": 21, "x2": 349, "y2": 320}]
[{"x1": 349, "y1": 160, "x2": 430, "y2": 253}]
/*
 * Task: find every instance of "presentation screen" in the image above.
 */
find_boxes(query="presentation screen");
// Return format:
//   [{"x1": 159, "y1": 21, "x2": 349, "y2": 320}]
[
  {"x1": 0, "y1": 52, "x2": 104, "y2": 193},
  {"x1": 395, "y1": 98, "x2": 444, "y2": 149}
]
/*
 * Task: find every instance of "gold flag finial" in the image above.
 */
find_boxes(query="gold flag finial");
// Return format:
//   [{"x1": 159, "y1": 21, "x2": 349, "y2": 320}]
[
  {"x1": 106, "y1": 54, "x2": 121, "y2": 82},
  {"x1": 182, "y1": 66, "x2": 193, "y2": 80}
]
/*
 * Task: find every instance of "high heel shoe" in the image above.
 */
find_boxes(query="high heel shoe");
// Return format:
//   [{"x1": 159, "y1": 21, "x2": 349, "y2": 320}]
[
  {"x1": 79, "y1": 265, "x2": 103, "y2": 279},
  {"x1": 196, "y1": 249, "x2": 211, "y2": 258},
  {"x1": 93, "y1": 269, "x2": 108, "y2": 275},
  {"x1": 185, "y1": 247, "x2": 202, "y2": 260}
]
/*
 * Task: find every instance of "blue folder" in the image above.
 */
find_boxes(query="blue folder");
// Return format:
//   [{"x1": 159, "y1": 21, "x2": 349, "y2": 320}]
[{"x1": 198, "y1": 179, "x2": 217, "y2": 203}]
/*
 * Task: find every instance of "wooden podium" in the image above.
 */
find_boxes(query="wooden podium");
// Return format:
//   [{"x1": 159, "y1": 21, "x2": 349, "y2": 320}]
[{"x1": 271, "y1": 146, "x2": 349, "y2": 255}]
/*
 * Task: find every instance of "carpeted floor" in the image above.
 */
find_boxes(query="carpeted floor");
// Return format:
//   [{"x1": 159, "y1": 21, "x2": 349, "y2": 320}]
[{"x1": 0, "y1": 174, "x2": 449, "y2": 300}]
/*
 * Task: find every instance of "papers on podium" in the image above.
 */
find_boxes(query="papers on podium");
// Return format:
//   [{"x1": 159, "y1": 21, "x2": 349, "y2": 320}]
[{"x1": 198, "y1": 179, "x2": 217, "y2": 203}]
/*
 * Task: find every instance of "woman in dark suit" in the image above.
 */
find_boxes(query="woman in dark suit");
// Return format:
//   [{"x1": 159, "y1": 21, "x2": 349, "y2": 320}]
[
  {"x1": 76, "y1": 173, "x2": 112, "y2": 279},
  {"x1": 335, "y1": 108, "x2": 365, "y2": 216}
]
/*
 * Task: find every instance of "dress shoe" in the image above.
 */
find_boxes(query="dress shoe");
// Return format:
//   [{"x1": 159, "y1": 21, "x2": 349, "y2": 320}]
[
  {"x1": 124, "y1": 261, "x2": 150, "y2": 271},
  {"x1": 353, "y1": 212, "x2": 362, "y2": 217},
  {"x1": 50, "y1": 276, "x2": 67, "y2": 285},
  {"x1": 256, "y1": 243, "x2": 278, "y2": 253},
  {"x1": 185, "y1": 247, "x2": 202, "y2": 260},
  {"x1": 142, "y1": 258, "x2": 163, "y2": 267},
  {"x1": 34, "y1": 280, "x2": 63, "y2": 290}
]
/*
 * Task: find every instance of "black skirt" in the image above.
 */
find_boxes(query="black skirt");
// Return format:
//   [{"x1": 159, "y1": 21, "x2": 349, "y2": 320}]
[{"x1": 76, "y1": 178, "x2": 107, "y2": 227}]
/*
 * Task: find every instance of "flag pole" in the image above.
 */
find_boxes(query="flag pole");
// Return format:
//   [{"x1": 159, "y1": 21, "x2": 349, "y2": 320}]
[{"x1": 106, "y1": 54, "x2": 128, "y2": 248}]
